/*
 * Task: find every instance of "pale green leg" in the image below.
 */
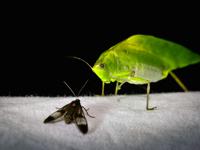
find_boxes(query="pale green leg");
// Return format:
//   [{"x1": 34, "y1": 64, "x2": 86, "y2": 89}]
[
  {"x1": 102, "y1": 82, "x2": 105, "y2": 96},
  {"x1": 146, "y1": 82, "x2": 157, "y2": 110},
  {"x1": 169, "y1": 71, "x2": 188, "y2": 92},
  {"x1": 115, "y1": 82, "x2": 125, "y2": 95}
]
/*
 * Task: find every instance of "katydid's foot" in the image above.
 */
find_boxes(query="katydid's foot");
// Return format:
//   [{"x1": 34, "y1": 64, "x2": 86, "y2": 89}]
[{"x1": 146, "y1": 106, "x2": 157, "y2": 110}]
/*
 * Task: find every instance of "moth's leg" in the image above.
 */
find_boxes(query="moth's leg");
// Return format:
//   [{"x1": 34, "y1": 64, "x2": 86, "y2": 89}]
[
  {"x1": 115, "y1": 82, "x2": 125, "y2": 95},
  {"x1": 102, "y1": 82, "x2": 105, "y2": 96},
  {"x1": 169, "y1": 71, "x2": 188, "y2": 92},
  {"x1": 82, "y1": 106, "x2": 95, "y2": 118},
  {"x1": 146, "y1": 82, "x2": 157, "y2": 110}
]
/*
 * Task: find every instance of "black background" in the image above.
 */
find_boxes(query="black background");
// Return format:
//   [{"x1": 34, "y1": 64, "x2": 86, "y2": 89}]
[{"x1": 1, "y1": 2, "x2": 200, "y2": 96}]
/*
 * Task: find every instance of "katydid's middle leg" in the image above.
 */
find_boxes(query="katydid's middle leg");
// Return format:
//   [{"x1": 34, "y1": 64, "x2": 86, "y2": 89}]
[
  {"x1": 115, "y1": 82, "x2": 125, "y2": 95},
  {"x1": 146, "y1": 82, "x2": 157, "y2": 110}
]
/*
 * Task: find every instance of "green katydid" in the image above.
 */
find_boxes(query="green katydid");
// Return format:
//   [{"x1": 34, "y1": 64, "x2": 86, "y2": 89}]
[{"x1": 72, "y1": 34, "x2": 200, "y2": 110}]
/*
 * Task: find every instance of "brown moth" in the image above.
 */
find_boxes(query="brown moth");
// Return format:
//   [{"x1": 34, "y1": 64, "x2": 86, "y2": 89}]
[{"x1": 44, "y1": 81, "x2": 94, "y2": 134}]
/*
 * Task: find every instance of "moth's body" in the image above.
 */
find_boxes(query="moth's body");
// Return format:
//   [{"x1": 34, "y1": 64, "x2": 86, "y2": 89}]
[
  {"x1": 44, "y1": 99, "x2": 88, "y2": 134},
  {"x1": 92, "y1": 34, "x2": 200, "y2": 110}
]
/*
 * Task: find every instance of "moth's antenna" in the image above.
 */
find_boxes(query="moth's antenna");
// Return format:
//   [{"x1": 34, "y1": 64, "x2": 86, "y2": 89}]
[
  {"x1": 63, "y1": 80, "x2": 89, "y2": 96},
  {"x1": 63, "y1": 81, "x2": 76, "y2": 97},
  {"x1": 78, "y1": 80, "x2": 89, "y2": 96},
  {"x1": 67, "y1": 56, "x2": 93, "y2": 70}
]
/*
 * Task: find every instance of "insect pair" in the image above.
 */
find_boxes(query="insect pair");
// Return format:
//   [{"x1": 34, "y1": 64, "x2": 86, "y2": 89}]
[{"x1": 44, "y1": 80, "x2": 94, "y2": 134}]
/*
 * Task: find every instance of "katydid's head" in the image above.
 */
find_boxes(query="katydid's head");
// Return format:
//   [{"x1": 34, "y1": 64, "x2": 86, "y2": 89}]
[
  {"x1": 92, "y1": 51, "x2": 116, "y2": 83},
  {"x1": 92, "y1": 62, "x2": 111, "y2": 83}
]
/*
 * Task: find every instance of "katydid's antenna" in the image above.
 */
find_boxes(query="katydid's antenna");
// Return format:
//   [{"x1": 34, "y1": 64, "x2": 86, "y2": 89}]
[
  {"x1": 67, "y1": 56, "x2": 92, "y2": 70},
  {"x1": 63, "y1": 80, "x2": 89, "y2": 96}
]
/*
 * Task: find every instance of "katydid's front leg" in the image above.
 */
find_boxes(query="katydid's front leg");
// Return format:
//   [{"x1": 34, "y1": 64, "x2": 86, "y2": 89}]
[
  {"x1": 102, "y1": 82, "x2": 105, "y2": 96},
  {"x1": 146, "y1": 82, "x2": 157, "y2": 110},
  {"x1": 115, "y1": 82, "x2": 119, "y2": 95}
]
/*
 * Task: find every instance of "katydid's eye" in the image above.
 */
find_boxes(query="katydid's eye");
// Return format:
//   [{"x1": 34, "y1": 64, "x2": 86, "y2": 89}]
[{"x1": 99, "y1": 63, "x2": 105, "y2": 68}]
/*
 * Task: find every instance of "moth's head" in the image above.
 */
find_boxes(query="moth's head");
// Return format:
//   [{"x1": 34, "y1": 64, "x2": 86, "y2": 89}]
[{"x1": 73, "y1": 99, "x2": 80, "y2": 105}]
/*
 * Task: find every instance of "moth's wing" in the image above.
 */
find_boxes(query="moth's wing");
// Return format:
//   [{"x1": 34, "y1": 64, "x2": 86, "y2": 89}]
[
  {"x1": 63, "y1": 107, "x2": 75, "y2": 124},
  {"x1": 74, "y1": 107, "x2": 88, "y2": 134},
  {"x1": 44, "y1": 103, "x2": 71, "y2": 123}
]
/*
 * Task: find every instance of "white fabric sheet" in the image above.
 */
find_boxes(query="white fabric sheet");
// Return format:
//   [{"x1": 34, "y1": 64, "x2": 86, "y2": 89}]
[{"x1": 0, "y1": 92, "x2": 200, "y2": 150}]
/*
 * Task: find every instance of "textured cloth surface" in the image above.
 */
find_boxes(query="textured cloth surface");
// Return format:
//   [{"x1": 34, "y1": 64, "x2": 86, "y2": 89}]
[{"x1": 0, "y1": 92, "x2": 200, "y2": 150}]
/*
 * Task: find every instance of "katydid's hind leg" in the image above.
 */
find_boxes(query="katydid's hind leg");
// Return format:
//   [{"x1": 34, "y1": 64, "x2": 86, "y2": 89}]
[
  {"x1": 169, "y1": 72, "x2": 188, "y2": 92},
  {"x1": 101, "y1": 82, "x2": 105, "y2": 96},
  {"x1": 146, "y1": 82, "x2": 157, "y2": 110}
]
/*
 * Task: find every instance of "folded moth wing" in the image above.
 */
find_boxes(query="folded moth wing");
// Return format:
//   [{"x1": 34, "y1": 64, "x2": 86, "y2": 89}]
[
  {"x1": 63, "y1": 104, "x2": 77, "y2": 124},
  {"x1": 43, "y1": 103, "x2": 71, "y2": 123},
  {"x1": 74, "y1": 107, "x2": 88, "y2": 134}
]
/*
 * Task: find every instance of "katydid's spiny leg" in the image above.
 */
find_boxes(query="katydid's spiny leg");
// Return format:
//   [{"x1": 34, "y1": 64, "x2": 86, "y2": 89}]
[{"x1": 169, "y1": 72, "x2": 188, "y2": 92}]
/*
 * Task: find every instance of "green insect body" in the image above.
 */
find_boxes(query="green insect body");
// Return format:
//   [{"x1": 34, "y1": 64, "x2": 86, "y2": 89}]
[
  {"x1": 91, "y1": 34, "x2": 200, "y2": 110},
  {"x1": 71, "y1": 34, "x2": 200, "y2": 110}
]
